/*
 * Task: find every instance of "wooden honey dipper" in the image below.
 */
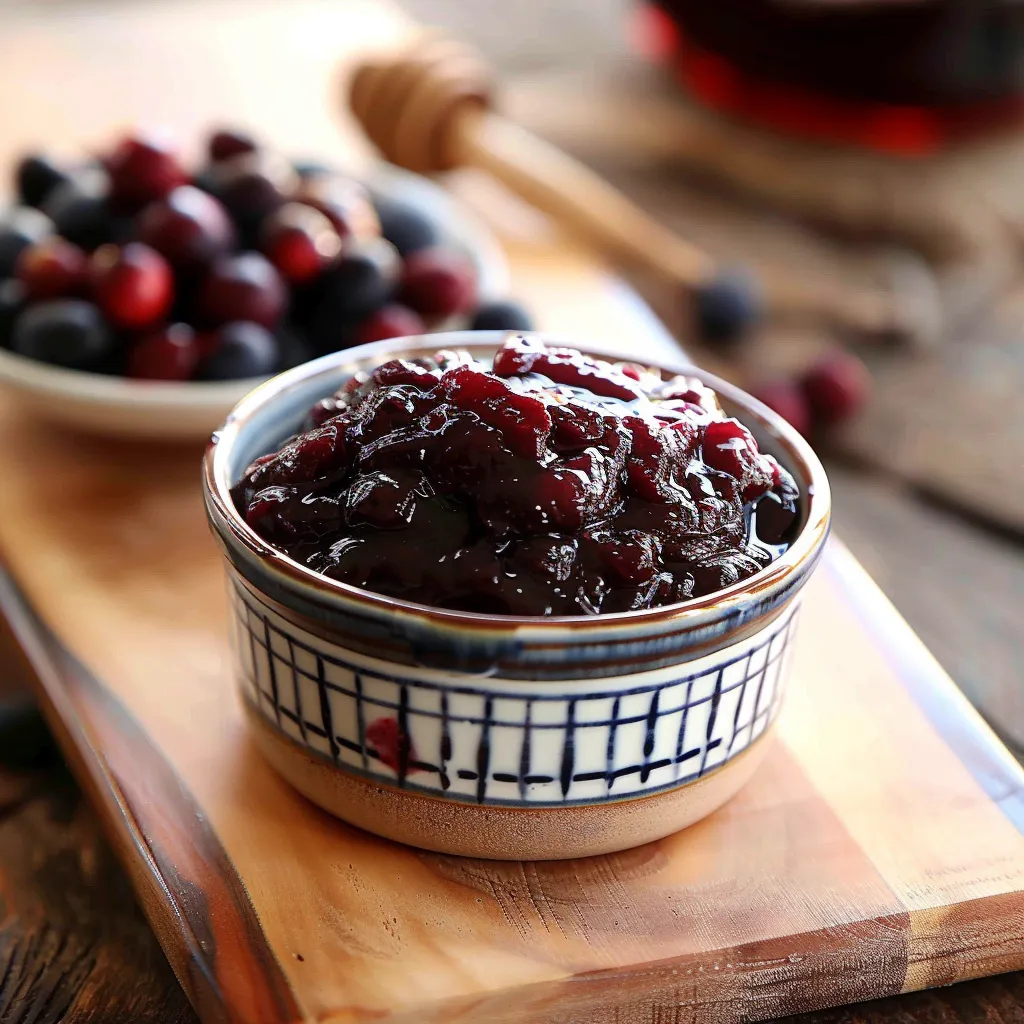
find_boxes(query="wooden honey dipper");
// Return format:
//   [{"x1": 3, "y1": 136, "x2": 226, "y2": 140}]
[{"x1": 348, "y1": 34, "x2": 929, "y2": 346}]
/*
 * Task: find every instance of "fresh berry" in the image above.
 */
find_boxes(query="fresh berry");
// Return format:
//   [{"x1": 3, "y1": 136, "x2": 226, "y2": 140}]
[
  {"x1": 15, "y1": 155, "x2": 70, "y2": 209},
  {"x1": 106, "y1": 131, "x2": 188, "y2": 210},
  {"x1": 127, "y1": 323, "x2": 200, "y2": 380},
  {"x1": 373, "y1": 194, "x2": 439, "y2": 256},
  {"x1": 351, "y1": 304, "x2": 425, "y2": 346},
  {"x1": 206, "y1": 152, "x2": 297, "y2": 235},
  {"x1": 802, "y1": 349, "x2": 870, "y2": 427},
  {"x1": 751, "y1": 378, "x2": 811, "y2": 436},
  {"x1": 137, "y1": 185, "x2": 236, "y2": 272},
  {"x1": 693, "y1": 267, "x2": 761, "y2": 344},
  {"x1": 469, "y1": 299, "x2": 534, "y2": 332},
  {"x1": 16, "y1": 237, "x2": 90, "y2": 300},
  {"x1": 260, "y1": 203, "x2": 342, "y2": 284},
  {"x1": 400, "y1": 248, "x2": 476, "y2": 319},
  {"x1": 91, "y1": 242, "x2": 174, "y2": 329},
  {"x1": 208, "y1": 128, "x2": 258, "y2": 163},
  {"x1": 294, "y1": 175, "x2": 379, "y2": 242},
  {"x1": 11, "y1": 299, "x2": 114, "y2": 370},
  {"x1": 0, "y1": 279, "x2": 26, "y2": 349},
  {"x1": 198, "y1": 320, "x2": 279, "y2": 380},
  {"x1": 195, "y1": 252, "x2": 287, "y2": 329},
  {"x1": 42, "y1": 169, "x2": 116, "y2": 251},
  {"x1": 275, "y1": 323, "x2": 316, "y2": 372},
  {"x1": 0, "y1": 206, "x2": 54, "y2": 278}
]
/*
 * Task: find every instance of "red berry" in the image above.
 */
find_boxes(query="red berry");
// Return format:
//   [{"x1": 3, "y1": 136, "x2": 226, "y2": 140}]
[
  {"x1": 399, "y1": 248, "x2": 476, "y2": 319},
  {"x1": 91, "y1": 242, "x2": 174, "y2": 329},
  {"x1": 210, "y1": 152, "x2": 297, "y2": 229},
  {"x1": 802, "y1": 350, "x2": 871, "y2": 427},
  {"x1": 196, "y1": 252, "x2": 286, "y2": 329},
  {"x1": 137, "y1": 185, "x2": 236, "y2": 271},
  {"x1": 751, "y1": 378, "x2": 811, "y2": 437},
  {"x1": 351, "y1": 304, "x2": 425, "y2": 346},
  {"x1": 15, "y1": 237, "x2": 89, "y2": 300},
  {"x1": 293, "y1": 176, "x2": 380, "y2": 242},
  {"x1": 208, "y1": 129, "x2": 258, "y2": 163},
  {"x1": 702, "y1": 418, "x2": 774, "y2": 501},
  {"x1": 260, "y1": 203, "x2": 342, "y2": 284},
  {"x1": 127, "y1": 323, "x2": 199, "y2": 380},
  {"x1": 106, "y1": 131, "x2": 188, "y2": 210}
]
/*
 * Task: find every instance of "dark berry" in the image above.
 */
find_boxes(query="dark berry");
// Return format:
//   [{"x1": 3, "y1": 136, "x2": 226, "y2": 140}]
[
  {"x1": 91, "y1": 242, "x2": 174, "y2": 329},
  {"x1": 294, "y1": 175, "x2": 379, "y2": 242},
  {"x1": 198, "y1": 320, "x2": 279, "y2": 380},
  {"x1": 15, "y1": 155, "x2": 70, "y2": 209},
  {"x1": 751, "y1": 378, "x2": 811, "y2": 437},
  {"x1": 207, "y1": 152, "x2": 297, "y2": 236},
  {"x1": 196, "y1": 252, "x2": 287, "y2": 329},
  {"x1": 400, "y1": 248, "x2": 476, "y2": 320},
  {"x1": 802, "y1": 350, "x2": 871, "y2": 427},
  {"x1": 0, "y1": 696, "x2": 61, "y2": 770},
  {"x1": 16, "y1": 237, "x2": 89, "y2": 300},
  {"x1": 11, "y1": 299, "x2": 115, "y2": 370},
  {"x1": 469, "y1": 299, "x2": 534, "y2": 332},
  {"x1": 137, "y1": 185, "x2": 236, "y2": 272},
  {"x1": 0, "y1": 206, "x2": 53, "y2": 278},
  {"x1": 702, "y1": 418, "x2": 773, "y2": 502},
  {"x1": 693, "y1": 267, "x2": 761, "y2": 344},
  {"x1": 275, "y1": 323, "x2": 316, "y2": 372},
  {"x1": 42, "y1": 169, "x2": 114, "y2": 251},
  {"x1": 351, "y1": 304, "x2": 425, "y2": 346},
  {"x1": 0, "y1": 279, "x2": 26, "y2": 349},
  {"x1": 105, "y1": 131, "x2": 188, "y2": 211},
  {"x1": 372, "y1": 194, "x2": 439, "y2": 256},
  {"x1": 208, "y1": 128, "x2": 258, "y2": 163},
  {"x1": 127, "y1": 323, "x2": 199, "y2": 380},
  {"x1": 260, "y1": 203, "x2": 342, "y2": 284}
]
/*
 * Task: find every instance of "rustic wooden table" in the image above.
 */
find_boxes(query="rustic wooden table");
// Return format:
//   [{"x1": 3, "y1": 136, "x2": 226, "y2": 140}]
[{"x1": 0, "y1": 0, "x2": 1021, "y2": 1021}]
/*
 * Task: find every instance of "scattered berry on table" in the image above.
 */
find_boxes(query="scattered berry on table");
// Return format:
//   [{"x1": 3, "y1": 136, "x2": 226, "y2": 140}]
[
  {"x1": 11, "y1": 299, "x2": 114, "y2": 370},
  {"x1": 15, "y1": 155, "x2": 70, "y2": 210},
  {"x1": 198, "y1": 320, "x2": 279, "y2": 380},
  {"x1": 400, "y1": 247, "x2": 476, "y2": 319},
  {"x1": 373, "y1": 194, "x2": 439, "y2": 256},
  {"x1": 127, "y1": 323, "x2": 200, "y2": 381},
  {"x1": 693, "y1": 267, "x2": 761, "y2": 344},
  {"x1": 16, "y1": 237, "x2": 90, "y2": 301},
  {"x1": 0, "y1": 206, "x2": 54, "y2": 278},
  {"x1": 751, "y1": 378, "x2": 811, "y2": 437},
  {"x1": 802, "y1": 349, "x2": 871, "y2": 426},
  {"x1": 91, "y1": 242, "x2": 174, "y2": 329},
  {"x1": 470, "y1": 299, "x2": 534, "y2": 332}
]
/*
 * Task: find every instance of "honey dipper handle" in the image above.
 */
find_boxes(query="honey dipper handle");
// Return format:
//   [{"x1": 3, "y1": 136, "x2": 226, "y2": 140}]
[{"x1": 456, "y1": 111, "x2": 716, "y2": 286}]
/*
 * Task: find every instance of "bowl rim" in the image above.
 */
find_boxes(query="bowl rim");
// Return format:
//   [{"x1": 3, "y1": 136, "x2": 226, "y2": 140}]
[{"x1": 204, "y1": 331, "x2": 831, "y2": 633}]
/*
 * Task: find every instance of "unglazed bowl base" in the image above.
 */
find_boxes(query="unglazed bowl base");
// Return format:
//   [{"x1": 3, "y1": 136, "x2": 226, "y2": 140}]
[{"x1": 245, "y1": 703, "x2": 776, "y2": 860}]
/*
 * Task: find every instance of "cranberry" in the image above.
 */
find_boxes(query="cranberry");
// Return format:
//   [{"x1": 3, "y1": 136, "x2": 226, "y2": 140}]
[
  {"x1": 198, "y1": 320, "x2": 279, "y2": 380},
  {"x1": 208, "y1": 152, "x2": 297, "y2": 233},
  {"x1": 802, "y1": 350, "x2": 871, "y2": 427},
  {"x1": 399, "y1": 248, "x2": 476, "y2": 319},
  {"x1": 16, "y1": 237, "x2": 89, "y2": 300},
  {"x1": 294, "y1": 176, "x2": 380, "y2": 242},
  {"x1": 137, "y1": 185, "x2": 236, "y2": 272},
  {"x1": 701, "y1": 419, "x2": 773, "y2": 502},
  {"x1": 105, "y1": 131, "x2": 188, "y2": 210},
  {"x1": 260, "y1": 203, "x2": 342, "y2": 284},
  {"x1": 91, "y1": 243, "x2": 173, "y2": 329},
  {"x1": 351, "y1": 304, "x2": 425, "y2": 346},
  {"x1": 127, "y1": 323, "x2": 199, "y2": 380},
  {"x1": 208, "y1": 129, "x2": 258, "y2": 163},
  {"x1": 195, "y1": 252, "x2": 286, "y2": 329},
  {"x1": 751, "y1": 378, "x2": 811, "y2": 437}
]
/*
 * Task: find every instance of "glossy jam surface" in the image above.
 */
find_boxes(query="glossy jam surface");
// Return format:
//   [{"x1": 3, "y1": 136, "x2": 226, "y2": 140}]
[{"x1": 231, "y1": 338, "x2": 802, "y2": 616}]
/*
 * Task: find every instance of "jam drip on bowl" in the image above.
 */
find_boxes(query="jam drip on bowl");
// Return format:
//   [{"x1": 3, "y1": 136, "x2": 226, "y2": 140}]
[{"x1": 231, "y1": 337, "x2": 802, "y2": 616}]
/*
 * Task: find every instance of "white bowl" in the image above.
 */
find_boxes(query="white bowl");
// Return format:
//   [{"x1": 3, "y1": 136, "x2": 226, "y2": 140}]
[{"x1": 0, "y1": 164, "x2": 509, "y2": 442}]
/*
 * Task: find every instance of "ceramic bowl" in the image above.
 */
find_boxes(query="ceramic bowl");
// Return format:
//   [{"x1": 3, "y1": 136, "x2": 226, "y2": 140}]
[
  {"x1": 0, "y1": 164, "x2": 508, "y2": 442},
  {"x1": 203, "y1": 332, "x2": 831, "y2": 860}
]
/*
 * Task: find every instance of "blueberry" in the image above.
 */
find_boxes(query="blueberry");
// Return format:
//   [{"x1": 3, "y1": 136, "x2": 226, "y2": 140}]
[
  {"x1": 15, "y1": 155, "x2": 70, "y2": 209},
  {"x1": 0, "y1": 279, "x2": 26, "y2": 349},
  {"x1": 0, "y1": 696, "x2": 61, "y2": 770},
  {"x1": 469, "y1": 300, "x2": 534, "y2": 332},
  {"x1": 372, "y1": 195, "x2": 438, "y2": 256},
  {"x1": 11, "y1": 299, "x2": 116, "y2": 371},
  {"x1": 0, "y1": 206, "x2": 54, "y2": 278},
  {"x1": 693, "y1": 267, "x2": 762, "y2": 344},
  {"x1": 275, "y1": 323, "x2": 316, "y2": 372},
  {"x1": 42, "y1": 168, "x2": 115, "y2": 251},
  {"x1": 199, "y1": 321, "x2": 279, "y2": 380}
]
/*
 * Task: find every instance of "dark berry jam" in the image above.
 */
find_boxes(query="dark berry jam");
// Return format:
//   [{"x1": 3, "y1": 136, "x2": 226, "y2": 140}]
[{"x1": 232, "y1": 337, "x2": 802, "y2": 616}]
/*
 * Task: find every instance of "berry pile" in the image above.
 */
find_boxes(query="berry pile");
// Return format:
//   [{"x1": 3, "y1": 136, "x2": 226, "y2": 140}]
[
  {"x1": 0, "y1": 129, "x2": 533, "y2": 381},
  {"x1": 232, "y1": 336, "x2": 802, "y2": 616}
]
